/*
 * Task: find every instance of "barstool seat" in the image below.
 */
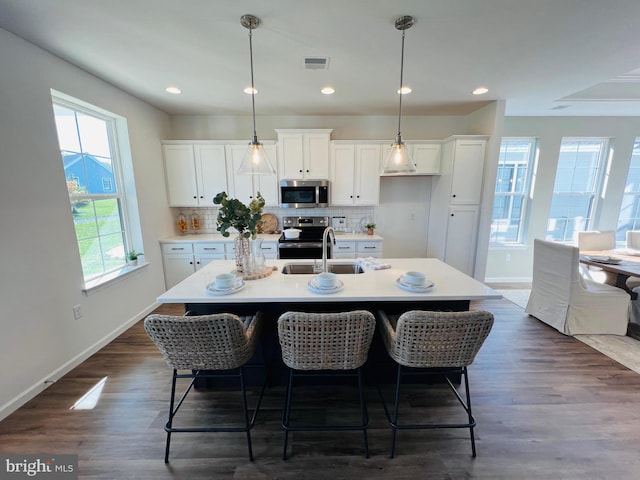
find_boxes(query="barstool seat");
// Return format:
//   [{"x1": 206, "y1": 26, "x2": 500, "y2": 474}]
[
  {"x1": 144, "y1": 312, "x2": 266, "y2": 462},
  {"x1": 376, "y1": 309, "x2": 494, "y2": 458},
  {"x1": 277, "y1": 310, "x2": 376, "y2": 460}
]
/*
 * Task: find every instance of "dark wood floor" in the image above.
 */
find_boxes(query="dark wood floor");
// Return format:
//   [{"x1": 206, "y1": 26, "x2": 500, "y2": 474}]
[{"x1": 2, "y1": 298, "x2": 640, "y2": 479}]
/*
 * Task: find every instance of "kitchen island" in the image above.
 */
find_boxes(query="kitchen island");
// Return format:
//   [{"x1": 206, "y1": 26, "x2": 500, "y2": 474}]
[
  {"x1": 157, "y1": 258, "x2": 501, "y2": 386},
  {"x1": 156, "y1": 257, "x2": 501, "y2": 314}
]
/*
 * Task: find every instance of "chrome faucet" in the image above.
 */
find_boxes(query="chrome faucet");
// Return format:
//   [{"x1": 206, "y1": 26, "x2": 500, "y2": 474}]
[{"x1": 322, "y1": 226, "x2": 336, "y2": 273}]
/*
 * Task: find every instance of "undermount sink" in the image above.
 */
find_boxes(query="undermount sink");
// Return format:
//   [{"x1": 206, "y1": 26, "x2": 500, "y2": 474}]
[{"x1": 281, "y1": 262, "x2": 365, "y2": 275}]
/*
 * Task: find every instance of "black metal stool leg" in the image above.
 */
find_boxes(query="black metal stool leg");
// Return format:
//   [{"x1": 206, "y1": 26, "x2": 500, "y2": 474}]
[
  {"x1": 239, "y1": 368, "x2": 254, "y2": 461},
  {"x1": 462, "y1": 367, "x2": 477, "y2": 457},
  {"x1": 282, "y1": 368, "x2": 294, "y2": 460},
  {"x1": 164, "y1": 369, "x2": 178, "y2": 463},
  {"x1": 357, "y1": 367, "x2": 370, "y2": 458},
  {"x1": 390, "y1": 363, "x2": 402, "y2": 458}
]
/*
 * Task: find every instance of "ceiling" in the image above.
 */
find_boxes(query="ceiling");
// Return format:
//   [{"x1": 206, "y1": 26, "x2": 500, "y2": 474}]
[{"x1": 3, "y1": 0, "x2": 640, "y2": 117}]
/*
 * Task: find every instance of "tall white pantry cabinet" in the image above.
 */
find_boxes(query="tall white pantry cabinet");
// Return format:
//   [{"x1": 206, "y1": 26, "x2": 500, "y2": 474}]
[{"x1": 427, "y1": 136, "x2": 488, "y2": 277}]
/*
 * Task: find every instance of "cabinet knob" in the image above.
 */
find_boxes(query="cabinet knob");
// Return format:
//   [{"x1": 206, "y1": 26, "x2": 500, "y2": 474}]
[
  {"x1": 306, "y1": 169, "x2": 310, "y2": 173},
  {"x1": 200, "y1": 196, "x2": 204, "y2": 199},
  {"x1": 452, "y1": 194, "x2": 457, "y2": 198},
  {"x1": 451, "y1": 213, "x2": 455, "y2": 217},
  {"x1": 357, "y1": 195, "x2": 360, "y2": 198},
  {"x1": 193, "y1": 195, "x2": 197, "y2": 199},
  {"x1": 299, "y1": 169, "x2": 303, "y2": 173},
  {"x1": 350, "y1": 195, "x2": 353, "y2": 198}
]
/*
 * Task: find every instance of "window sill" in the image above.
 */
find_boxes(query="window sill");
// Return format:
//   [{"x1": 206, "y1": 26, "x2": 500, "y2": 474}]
[{"x1": 83, "y1": 262, "x2": 150, "y2": 295}]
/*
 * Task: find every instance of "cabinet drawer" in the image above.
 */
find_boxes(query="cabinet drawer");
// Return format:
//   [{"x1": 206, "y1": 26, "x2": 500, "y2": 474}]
[
  {"x1": 334, "y1": 241, "x2": 356, "y2": 254},
  {"x1": 161, "y1": 243, "x2": 194, "y2": 255},
  {"x1": 194, "y1": 243, "x2": 226, "y2": 255},
  {"x1": 357, "y1": 241, "x2": 382, "y2": 254}
]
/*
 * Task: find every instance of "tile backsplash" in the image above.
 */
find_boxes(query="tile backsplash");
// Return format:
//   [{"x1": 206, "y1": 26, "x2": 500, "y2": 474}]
[{"x1": 171, "y1": 206, "x2": 376, "y2": 235}]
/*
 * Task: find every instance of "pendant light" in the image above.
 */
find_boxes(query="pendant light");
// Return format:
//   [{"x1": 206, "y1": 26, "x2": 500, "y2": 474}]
[
  {"x1": 237, "y1": 14, "x2": 275, "y2": 175},
  {"x1": 381, "y1": 15, "x2": 417, "y2": 174}
]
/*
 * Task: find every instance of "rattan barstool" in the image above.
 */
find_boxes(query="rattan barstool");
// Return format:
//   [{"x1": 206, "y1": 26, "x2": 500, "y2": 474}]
[
  {"x1": 376, "y1": 309, "x2": 494, "y2": 458},
  {"x1": 277, "y1": 310, "x2": 376, "y2": 460},
  {"x1": 144, "y1": 312, "x2": 266, "y2": 463}
]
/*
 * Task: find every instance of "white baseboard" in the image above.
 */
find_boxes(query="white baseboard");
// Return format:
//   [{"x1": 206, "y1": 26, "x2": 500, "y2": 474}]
[{"x1": 0, "y1": 302, "x2": 159, "y2": 421}]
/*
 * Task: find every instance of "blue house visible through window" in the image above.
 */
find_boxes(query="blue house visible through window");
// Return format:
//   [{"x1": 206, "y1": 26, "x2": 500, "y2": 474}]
[{"x1": 63, "y1": 152, "x2": 115, "y2": 194}]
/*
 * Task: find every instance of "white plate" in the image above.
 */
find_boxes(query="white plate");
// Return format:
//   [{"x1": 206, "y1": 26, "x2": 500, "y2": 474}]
[
  {"x1": 396, "y1": 276, "x2": 435, "y2": 293},
  {"x1": 206, "y1": 278, "x2": 246, "y2": 296},
  {"x1": 307, "y1": 278, "x2": 344, "y2": 294}
]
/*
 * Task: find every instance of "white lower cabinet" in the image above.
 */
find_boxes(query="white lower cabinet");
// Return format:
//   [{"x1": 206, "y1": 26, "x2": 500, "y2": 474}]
[
  {"x1": 357, "y1": 240, "x2": 383, "y2": 258},
  {"x1": 333, "y1": 239, "x2": 383, "y2": 259},
  {"x1": 333, "y1": 241, "x2": 356, "y2": 258},
  {"x1": 260, "y1": 241, "x2": 278, "y2": 259},
  {"x1": 162, "y1": 242, "x2": 230, "y2": 289}
]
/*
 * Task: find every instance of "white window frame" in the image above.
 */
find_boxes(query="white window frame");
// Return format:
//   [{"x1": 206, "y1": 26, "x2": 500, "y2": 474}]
[
  {"x1": 52, "y1": 91, "x2": 143, "y2": 291},
  {"x1": 546, "y1": 137, "x2": 609, "y2": 243},
  {"x1": 617, "y1": 139, "x2": 640, "y2": 242},
  {"x1": 489, "y1": 138, "x2": 537, "y2": 246}
]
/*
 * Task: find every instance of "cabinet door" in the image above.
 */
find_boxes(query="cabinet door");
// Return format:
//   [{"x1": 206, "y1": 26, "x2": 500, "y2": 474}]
[
  {"x1": 330, "y1": 144, "x2": 356, "y2": 205},
  {"x1": 162, "y1": 254, "x2": 195, "y2": 289},
  {"x1": 195, "y1": 254, "x2": 224, "y2": 270},
  {"x1": 357, "y1": 240, "x2": 383, "y2": 258},
  {"x1": 163, "y1": 145, "x2": 198, "y2": 206},
  {"x1": 255, "y1": 144, "x2": 279, "y2": 206},
  {"x1": 411, "y1": 143, "x2": 441, "y2": 174},
  {"x1": 278, "y1": 134, "x2": 305, "y2": 179},
  {"x1": 444, "y1": 205, "x2": 479, "y2": 276},
  {"x1": 450, "y1": 140, "x2": 486, "y2": 204},
  {"x1": 354, "y1": 144, "x2": 381, "y2": 205},
  {"x1": 226, "y1": 145, "x2": 255, "y2": 203},
  {"x1": 334, "y1": 241, "x2": 356, "y2": 258},
  {"x1": 305, "y1": 134, "x2": 330, "y2": 179},
  {"x1": 195, "y1": 144, "x2": 228, "y2": 205}
]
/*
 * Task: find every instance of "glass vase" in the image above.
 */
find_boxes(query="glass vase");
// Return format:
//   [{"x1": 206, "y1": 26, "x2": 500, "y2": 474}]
[
  {"x1": 251, "y1": 238, "x2": 266, "y2": 274},
  {"x1": 234, "y1": 234, "x2": 250, "y2": 273}
]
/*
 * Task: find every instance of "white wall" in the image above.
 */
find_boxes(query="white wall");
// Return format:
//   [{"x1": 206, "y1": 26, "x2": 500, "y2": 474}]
[
  {"x1": 0, "y1": 28, "x2": 172, "y2": 419},
  {"x1": 485, "y1": 116, "x2": 640, "y2": 282}
]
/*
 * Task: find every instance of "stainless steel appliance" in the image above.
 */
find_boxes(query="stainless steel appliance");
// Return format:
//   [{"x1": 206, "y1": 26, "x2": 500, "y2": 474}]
[
  {"x1": 278, "y1": 216, "x2": 332, "y2": 259},
  {"x1": 279, "y1": 179, "x2": 330, "y2": 208}
]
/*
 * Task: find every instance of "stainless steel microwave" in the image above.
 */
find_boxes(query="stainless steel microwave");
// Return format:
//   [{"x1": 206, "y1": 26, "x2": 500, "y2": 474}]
[{"x1": 279, "y1": 179, "x2": 330, "y2": 208}]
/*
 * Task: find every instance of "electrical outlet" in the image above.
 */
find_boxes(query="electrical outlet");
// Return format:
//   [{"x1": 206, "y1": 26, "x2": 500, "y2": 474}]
[
  {"x1": 505, "y1": 254, "x2": 512, "y2": 262},
  {"x1": 73, "y1": 304, "x2": 82, "y2": 320}
]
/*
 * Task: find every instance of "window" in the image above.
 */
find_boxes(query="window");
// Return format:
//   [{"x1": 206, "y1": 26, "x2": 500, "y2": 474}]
[
  {"x1": 617, "y1": 140, "x2": 640, "y2": 241},
  {"x1": 546, "y1": 138, "x2": 608, "y2": 242},
  {"x1": 489, "y1": 138, "x2": 536, "y2": 244},
  {"x1": 52, "y1": 93, "x2": 138, "y2": 284}
]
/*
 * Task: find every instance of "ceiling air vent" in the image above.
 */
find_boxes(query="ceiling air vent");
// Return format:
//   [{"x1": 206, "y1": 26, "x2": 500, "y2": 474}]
[{"x1": 304, "y1": 57, "x2": 329, "y2": 70}]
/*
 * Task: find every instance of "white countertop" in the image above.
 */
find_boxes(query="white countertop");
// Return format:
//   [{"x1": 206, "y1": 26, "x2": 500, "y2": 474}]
[
  {"x1": 160, "y1": 233, "x2": 383, "y2": 243},
  {"x1": 156, "y1": 258, "x2": 501, "y2": 304}
]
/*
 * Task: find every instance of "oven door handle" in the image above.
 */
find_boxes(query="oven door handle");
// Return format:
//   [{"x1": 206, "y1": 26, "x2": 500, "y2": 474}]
[{"x1": 278, "y1": 242, "x2": 324, "y2": 248}]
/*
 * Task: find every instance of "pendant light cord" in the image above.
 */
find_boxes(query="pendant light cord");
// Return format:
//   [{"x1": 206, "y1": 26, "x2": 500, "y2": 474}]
[
  {"x1": 396, "y1": 28, "x2": 406, "y2": 142},
  {"x1": 248, "y1": 27, "x2": 258, "y2": 144}
]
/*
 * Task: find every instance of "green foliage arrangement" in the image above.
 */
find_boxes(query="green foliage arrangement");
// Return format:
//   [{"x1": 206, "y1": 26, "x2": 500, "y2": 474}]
[
  {"x1": 213, "y1": 191, "x2": 265, "y2": 239},
  {"x1": 365, "y1": 223, "x2": 376, "y2": 229}
]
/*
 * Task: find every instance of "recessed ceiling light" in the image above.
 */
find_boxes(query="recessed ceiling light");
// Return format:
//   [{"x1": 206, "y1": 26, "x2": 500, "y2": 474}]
[
  {"x1": 472, "y1": 86, "x2": 489, "y2": 95},
  {"x1": 165, "y1": 86, "x2": 182, "y2": 94},
  {"x1": 244, "y1": 86, "x2": 258, "y2": 94},
  {"x1": 397, "y1": 86, "x2": 412, "y2": 94},
  {"x1": 321, "y1": 86, "x2": 335, "y2": 95}
]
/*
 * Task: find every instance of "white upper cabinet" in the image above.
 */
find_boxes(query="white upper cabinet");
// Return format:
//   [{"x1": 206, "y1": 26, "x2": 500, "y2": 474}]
[
  {"x1": 410, "y1": 143, "x2": 442, "y2": 174},
  {"x1": 276, "y1": 129, "x2": 332, "y2": 180},
  {"x1": 448, "y1": 139, "x2": 486, "y2": 204},
  {"x1": 163, "y1": 144, "x2": 228, "y2": 207},
  {"x1": 330, "y1": 143, "x2": 381, "y2": 206},
  {"x1": 226, "y1": 143, "x2": 279, "y2": 207}
]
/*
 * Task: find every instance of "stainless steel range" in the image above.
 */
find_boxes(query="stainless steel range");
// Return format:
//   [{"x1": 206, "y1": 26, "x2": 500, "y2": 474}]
[{"x1": 278, "y1": 216, "x2": 332, "y2": 260}]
